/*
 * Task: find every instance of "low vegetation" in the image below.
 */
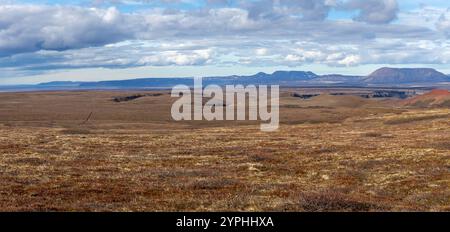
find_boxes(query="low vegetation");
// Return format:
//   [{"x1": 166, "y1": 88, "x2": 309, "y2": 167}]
[
  {"x1": 0, "y1": 89, "x2": 448, "y2": 212},
  {"x1": 384, "y1": 113, "x2": 450, "y2": 125}
]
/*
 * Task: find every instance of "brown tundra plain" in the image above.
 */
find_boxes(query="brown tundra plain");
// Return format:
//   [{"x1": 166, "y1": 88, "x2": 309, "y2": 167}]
[{"x1": 0, "y1": 88, "x2": 448, "y2": 212}]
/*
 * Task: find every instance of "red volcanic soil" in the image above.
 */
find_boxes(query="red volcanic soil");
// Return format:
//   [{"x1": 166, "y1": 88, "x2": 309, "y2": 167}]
[
  {"x1": 426, "y1": 89, "x2": 450, "y2": 96},
  {"x1": 404, "y1": 89, "x2": 450, "y2": 107}
]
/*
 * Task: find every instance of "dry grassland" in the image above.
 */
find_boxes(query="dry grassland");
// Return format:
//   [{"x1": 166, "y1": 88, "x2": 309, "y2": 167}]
[{"x1": 0, "y1": 90, "x2": 448, "y2": 211}]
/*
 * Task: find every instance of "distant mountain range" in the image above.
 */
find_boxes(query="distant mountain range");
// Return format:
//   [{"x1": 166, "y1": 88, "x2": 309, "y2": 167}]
[{"x1": 30, "y1": 67, "x2": 450, "y2": 90}]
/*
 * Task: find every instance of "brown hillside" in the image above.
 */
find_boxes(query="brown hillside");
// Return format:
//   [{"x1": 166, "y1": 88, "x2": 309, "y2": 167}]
[{"x1": 404, "y1": 89, "x2": 450, "y2": 107}]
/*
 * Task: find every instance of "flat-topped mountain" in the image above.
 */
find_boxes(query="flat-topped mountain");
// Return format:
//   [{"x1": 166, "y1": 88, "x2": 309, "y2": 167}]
[{"x1": 364, "y1": 68, "x2": 449, "y2": 84}]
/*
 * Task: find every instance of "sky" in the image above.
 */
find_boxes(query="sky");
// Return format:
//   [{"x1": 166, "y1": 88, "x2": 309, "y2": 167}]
[{"x1": 0, "y1": 0, "x2": 450, "y2": 84}]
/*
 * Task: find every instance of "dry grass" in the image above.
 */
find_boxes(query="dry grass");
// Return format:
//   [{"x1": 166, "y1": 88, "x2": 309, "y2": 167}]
[
  {"x1": 293, "y1": 189, "x2": 387, "y2": 212},
  {"x1": 384, "y1": 113, "x2": 450, "y2": 125},
  {"x1": 0, "y1": 89, "x2": 448, "y2": 212}
]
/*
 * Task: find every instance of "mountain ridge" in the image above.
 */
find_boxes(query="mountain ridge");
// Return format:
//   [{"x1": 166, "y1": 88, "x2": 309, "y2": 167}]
[{"x1": 34, "y1": 68, "x2": 450, "y2": 89}]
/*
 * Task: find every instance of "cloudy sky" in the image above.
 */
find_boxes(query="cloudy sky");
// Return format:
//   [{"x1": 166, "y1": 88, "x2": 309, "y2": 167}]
[{"x1": 1, "y1": 0, "x2": 450, "y2": 84}]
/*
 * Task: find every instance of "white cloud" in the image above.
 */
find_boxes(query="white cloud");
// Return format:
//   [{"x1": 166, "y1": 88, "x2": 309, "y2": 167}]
[
  {"x1": 337, "y1": 54, "x2": 361, "y2": 66},
  {"x1": 137, "y1": 49, "x2": 213, "y2": 66},
  {"x1": 285, "y1": 54, "x2": 302, "y2": 62},
  {"x1": 255, "y1": 48, "x2": 268, "y2": 56}
]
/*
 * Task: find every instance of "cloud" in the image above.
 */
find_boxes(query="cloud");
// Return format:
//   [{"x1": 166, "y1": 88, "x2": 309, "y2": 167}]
[
  {"x1": 0, "y1": 40, "x2": 217, "y2": 70},
  {"x1": 0, "y1": 2, "x2": 432, "y2": 57},
  {"x1": 137, "y1": 49, "x2": 213, "y2": 66},
  {"x1": 255, "y1": 48, "x2": 268, "y2": 56},
  {"x1": 240, "y1": 0, "x2": 334, "y2": 21},
  {"x1": 341, "y1": 0, "x2": 399, "y2": 24},
  {"x1": 276, "y1": 0, "x2": 335, "y2": 21},
  {"x1": 2, "y1": 35, "x2": 450, "y2": 76},
  {"x1": 436, "y1": 9, "x2": 450, "y2": 36},
  {"x1": 0, "y1": 5, "x2": 136, "y2": 56}
]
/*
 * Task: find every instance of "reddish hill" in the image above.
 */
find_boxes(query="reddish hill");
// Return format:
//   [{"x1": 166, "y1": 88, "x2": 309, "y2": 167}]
[{"x1": 404, "y1": 89, "x2": 450, "y2": 107}]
